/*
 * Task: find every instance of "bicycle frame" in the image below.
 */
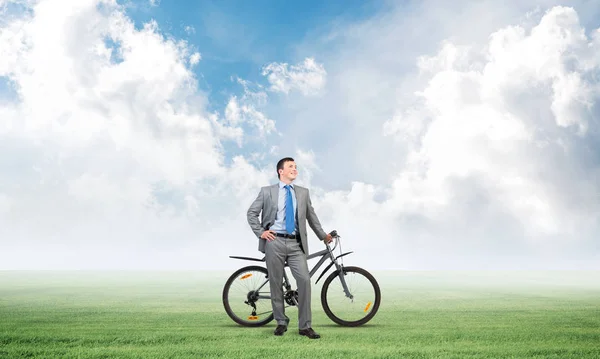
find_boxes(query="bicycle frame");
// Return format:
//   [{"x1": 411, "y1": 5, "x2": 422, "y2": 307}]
[{"x1": 229, "y1": 236, "x2": 355, "y2": 301}]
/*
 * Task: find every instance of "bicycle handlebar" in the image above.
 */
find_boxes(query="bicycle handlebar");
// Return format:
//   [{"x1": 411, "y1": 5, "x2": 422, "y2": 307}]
[{"x1": 325, "y1": 230, "x2": 340, "y2": 251}]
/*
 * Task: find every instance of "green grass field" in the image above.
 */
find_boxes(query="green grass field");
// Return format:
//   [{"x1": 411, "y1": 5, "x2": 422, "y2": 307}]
[{"x1": 1, "y1": 270, "x2": 599, "y2": 358}]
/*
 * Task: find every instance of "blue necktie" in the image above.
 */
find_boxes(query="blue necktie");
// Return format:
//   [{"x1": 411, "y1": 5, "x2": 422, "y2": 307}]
[{"x1": 284, "y1": 185, "x2": 295, "y2": 234}]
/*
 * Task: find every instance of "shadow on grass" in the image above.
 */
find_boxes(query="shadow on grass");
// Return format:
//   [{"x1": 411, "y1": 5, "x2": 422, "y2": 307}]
[{"x1": 216, "y1": 323, "x2": 387, "y2": 330}]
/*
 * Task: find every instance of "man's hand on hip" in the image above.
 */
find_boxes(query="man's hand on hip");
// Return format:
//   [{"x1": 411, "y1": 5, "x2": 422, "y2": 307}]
[{"x1": 261, "y1": 230, "x2": 276, "y2": 241}]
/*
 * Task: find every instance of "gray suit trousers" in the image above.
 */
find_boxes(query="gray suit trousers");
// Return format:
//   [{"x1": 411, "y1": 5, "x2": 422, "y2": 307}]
[{"x1": 264, "y1": 237, "x2": 312, "y2": 330}]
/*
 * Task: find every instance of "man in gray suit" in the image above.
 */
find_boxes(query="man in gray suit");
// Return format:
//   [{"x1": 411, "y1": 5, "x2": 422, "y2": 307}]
[{"x1": 247, "y1": 157, "x2": 332, "y2": 339}]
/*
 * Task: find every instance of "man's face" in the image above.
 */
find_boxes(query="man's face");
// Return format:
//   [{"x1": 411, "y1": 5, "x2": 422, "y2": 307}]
[{"x1": 279, "y1": 161, "x2": 297, "y2": 182}]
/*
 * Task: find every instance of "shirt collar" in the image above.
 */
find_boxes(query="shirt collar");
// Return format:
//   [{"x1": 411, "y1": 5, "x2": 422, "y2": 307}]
[{"x1": 279, "y1": 181, "x2": 294, "y2": 189}]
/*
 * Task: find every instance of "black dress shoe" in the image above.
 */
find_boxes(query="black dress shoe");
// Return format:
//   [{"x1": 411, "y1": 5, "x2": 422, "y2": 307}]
[
  {"x1": 274, "y1": 325, "x2": 287, "y2": 336},
  {"x1": 298, "y1": 328, "x2": 320, "y2": 339}
]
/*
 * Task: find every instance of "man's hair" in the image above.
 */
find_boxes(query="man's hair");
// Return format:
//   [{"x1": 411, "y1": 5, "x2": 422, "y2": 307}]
[{"x1": 277, "y1": 157, "x2": 295, "y2": 179}]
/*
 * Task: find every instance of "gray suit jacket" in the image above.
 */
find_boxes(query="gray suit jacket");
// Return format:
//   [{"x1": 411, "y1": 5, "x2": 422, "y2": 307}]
[{"x1": 247, "y1": 183, "x2": 328, "y2": 255}]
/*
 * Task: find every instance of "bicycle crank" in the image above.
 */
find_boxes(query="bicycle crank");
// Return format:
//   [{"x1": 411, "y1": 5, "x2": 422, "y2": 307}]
[{"x1": 284, "y1": 290, "x2": 298, "y2": 306}]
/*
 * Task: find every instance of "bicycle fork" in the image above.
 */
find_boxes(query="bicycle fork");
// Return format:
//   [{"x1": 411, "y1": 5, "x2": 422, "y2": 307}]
[{"x1": 330, "y1": 253, "x2": 354, "y2": 300}]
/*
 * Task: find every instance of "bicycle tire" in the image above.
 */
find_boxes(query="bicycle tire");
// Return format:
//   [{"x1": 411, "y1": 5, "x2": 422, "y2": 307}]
[
  {"x1": 222, "y1": 265, "x2": 274, "y2": 327},
  {"x1": 321, "y1": 266, "x2": 381, "y2": 327}
]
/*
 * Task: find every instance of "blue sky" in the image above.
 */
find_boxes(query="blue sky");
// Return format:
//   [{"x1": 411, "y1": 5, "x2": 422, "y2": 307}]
[
  {"x1": 1, "y1": 0, "x2": 600, "y2": 270},
  {"x1": 123, "y1": 0, "x2": 389, "y2": 112}
]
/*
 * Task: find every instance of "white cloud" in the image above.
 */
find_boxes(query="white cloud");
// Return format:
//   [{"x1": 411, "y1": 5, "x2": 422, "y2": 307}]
[
  {"x1": 383, "y1": 6, "x2": 600, "y2": 239},
  {"x1": 262, "y1": 57, "x2": 326, "y2": 96},
  {"x1": 0, "y1": 0, "x2": 277, "y2": 269},
  {"x1": 208, "y1": 92, "x2": 277, "y2": 148},
  {"x1": 235, "y1": 76, "x2": 268, "y2": 106},
  {"x1": 240, "y1": 103, "x2": 276, "y2": 138},
  {"x1": 330, "y1": 5, "x2": 599, "y2": 268},
  {"x1": 292, "y1": 149, "x2": 320, "y2": 188},
  {"x1": 224, "y1": 96, "x2": 242, "y2": 125},
  {"x1": 260, "y1": 2, "x2": 600, "y2": 270},
  {"x1": 149, "y1": 0, "x2": 159, "y2": 7},
  {"x1": 189, "y1": 51, "x2": 201, "y2": 65}
]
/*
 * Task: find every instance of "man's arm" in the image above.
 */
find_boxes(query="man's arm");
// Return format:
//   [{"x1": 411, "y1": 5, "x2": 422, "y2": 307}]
[
  {"x1": 306, "y1": 189, "x2": 328, "y2": 241},
  {"x1": 247, "y1": 188, "x2": 266, "y2": 238}
]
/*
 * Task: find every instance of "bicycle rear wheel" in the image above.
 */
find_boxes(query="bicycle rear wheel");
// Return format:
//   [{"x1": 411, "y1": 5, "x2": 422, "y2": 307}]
[
  {"x1": 222, "y1": 265, "x2": 274, "y2": 327},
  {"x1": 321, "y1": 266, "x2": 381, "y2": 326}
]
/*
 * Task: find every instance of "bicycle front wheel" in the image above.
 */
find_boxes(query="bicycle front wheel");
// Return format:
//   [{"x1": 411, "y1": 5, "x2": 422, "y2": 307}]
[
  {"x1": 222, "y1": 265, "x2": 274, "y2": 327},
  {"x1": 321, "y1": 266, "x2": 381, "y2": 326}
]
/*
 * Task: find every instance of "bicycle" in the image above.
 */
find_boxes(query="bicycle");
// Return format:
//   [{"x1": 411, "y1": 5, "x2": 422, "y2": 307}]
[{"x1": 222, "y1": 230, "x2": 381, "y2": 327}]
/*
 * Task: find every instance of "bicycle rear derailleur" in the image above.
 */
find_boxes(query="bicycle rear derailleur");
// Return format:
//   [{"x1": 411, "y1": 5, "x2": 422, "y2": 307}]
[{"x1": 245, "y1": 290, "x2": 259, "y2": 316}]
